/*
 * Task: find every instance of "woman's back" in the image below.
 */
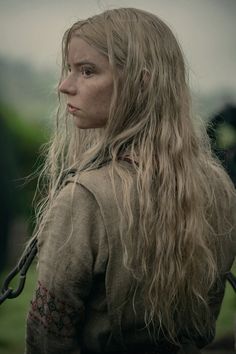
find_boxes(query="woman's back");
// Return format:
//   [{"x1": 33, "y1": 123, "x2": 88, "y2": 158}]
[{"x1": 26, "y1": 160, "x2": 235, "y2": 353}]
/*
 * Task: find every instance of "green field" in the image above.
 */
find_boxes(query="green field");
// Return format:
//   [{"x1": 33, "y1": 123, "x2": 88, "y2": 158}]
[{"x1": 0, "y1": 265, "x2": 235, "y2": 354}]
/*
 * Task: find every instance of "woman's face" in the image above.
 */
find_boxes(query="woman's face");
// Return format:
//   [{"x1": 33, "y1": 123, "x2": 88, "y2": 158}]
[{"x1": 59, "y1": 36, "x2": 114, "y2": 129}]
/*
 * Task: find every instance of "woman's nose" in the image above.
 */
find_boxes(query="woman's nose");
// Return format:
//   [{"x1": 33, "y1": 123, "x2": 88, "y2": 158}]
[{"x1": 58, "y1": 77, "x2": 77, "y2": 95}]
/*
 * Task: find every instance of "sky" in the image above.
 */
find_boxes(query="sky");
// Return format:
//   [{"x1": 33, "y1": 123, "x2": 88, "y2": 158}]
[{"x1": 0, "y1": 0, "x2": 236, "y2": 95}]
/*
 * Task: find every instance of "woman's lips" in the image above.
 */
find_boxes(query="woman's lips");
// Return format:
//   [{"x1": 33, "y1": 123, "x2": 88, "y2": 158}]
[{"x1": 67, "y1": 103, "x2": 79, "y2": 113}]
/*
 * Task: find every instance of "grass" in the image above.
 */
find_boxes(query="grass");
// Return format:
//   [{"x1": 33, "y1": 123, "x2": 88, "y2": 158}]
[
  {"x1": 0, "y1": 265, "x2": 235, "y2": 354},
  {"x1": 0, "y1": 266, "x2": 37, "y2": 354}
]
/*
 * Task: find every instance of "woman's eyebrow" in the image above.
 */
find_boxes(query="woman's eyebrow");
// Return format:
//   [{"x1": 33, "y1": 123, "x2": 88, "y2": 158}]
[{"x1": 73, "y1": 60, "x2": 96, "y2": 67}]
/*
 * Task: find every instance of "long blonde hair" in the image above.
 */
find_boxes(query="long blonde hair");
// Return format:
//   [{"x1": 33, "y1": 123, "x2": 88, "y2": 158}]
[{"x1": 34, "y1": 8, "x2": 235, "y2": 344}]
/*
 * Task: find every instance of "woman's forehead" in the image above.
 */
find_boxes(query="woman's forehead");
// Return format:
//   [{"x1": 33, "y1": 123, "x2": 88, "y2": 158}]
[{"x1": 66, "y1": 37, "x2": 109, "y2": 66}]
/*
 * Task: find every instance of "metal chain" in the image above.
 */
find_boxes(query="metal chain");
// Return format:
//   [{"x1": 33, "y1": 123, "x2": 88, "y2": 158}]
[
  {"x1": 0, "y1": 168, "x2": 77, "y2": 306},
  {"x1": 226, "y1": 271, "x2": 236, "y2": 293},
  {"x1": 0, "y1": 237, "x2": 37, "y2": 305}
]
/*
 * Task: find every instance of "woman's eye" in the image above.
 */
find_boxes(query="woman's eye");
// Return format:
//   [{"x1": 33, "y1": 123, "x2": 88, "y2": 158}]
[
  {"x1": 66, "y1": 64, "x2": 71, "y2": 72},
  {"x1": 81, "y1": 67, "x2": 93, "y2": 77}
]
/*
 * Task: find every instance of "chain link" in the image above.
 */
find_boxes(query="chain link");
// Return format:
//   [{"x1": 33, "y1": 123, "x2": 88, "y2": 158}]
[
  {"x1": 0, "y1": 288, "x2": 13, "y2": 305},
  {"x1": 0, "y1": 237, "x2": 37, "y2": 305}
]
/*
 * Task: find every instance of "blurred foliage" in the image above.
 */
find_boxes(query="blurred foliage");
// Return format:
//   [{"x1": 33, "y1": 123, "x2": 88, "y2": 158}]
[
  {"x1": 216, "y1": 265, "x2": 236, "y2": 337},
  {"x1": 208, "y1": 104, "x2": 236, "y2": 187},
  {"x1": 216, "y1": 123, "x2": 236, "y2": 149},
  {"x1": 0, "y1": 102, "x2": 49, "y2": 219}
]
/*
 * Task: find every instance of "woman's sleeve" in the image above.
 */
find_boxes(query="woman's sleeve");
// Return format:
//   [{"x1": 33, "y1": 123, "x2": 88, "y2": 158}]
[{"x1": 25, "y1": 181, "x2": 108, "y2": 354}]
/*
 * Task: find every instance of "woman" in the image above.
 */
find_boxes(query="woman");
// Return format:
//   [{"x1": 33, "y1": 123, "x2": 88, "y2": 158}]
[{"x1": 25, "y1": 8, "x2": 236, "y2": 354}]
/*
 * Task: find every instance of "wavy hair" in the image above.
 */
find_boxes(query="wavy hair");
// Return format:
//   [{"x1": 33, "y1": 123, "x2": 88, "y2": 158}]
[{"x1": 33, "y1": 8, "x2": 235, "y2": 344}]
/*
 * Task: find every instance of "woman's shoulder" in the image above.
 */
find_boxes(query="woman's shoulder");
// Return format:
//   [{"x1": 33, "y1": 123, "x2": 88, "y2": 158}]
[
  {"x1": 65, "y1": 160, "x2": 134, "y2": 197},
  {"x1": 61, "y1": 160, "x2": 136, "y2": 219},
  {"x1": 50, "y1": 164, "x2": 115, "y2": 217},
  {"x1": 63, "y1": 163, "x2": 113, "y2": 197}
]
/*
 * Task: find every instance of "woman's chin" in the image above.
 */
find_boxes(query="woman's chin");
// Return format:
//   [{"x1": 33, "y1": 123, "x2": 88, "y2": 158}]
[
  {"x1": 73, "y1": 115, "x2": 106, "y2": 129},
  {"x1": 73, "y1": 116, "x2": 88, "y2": 129}
]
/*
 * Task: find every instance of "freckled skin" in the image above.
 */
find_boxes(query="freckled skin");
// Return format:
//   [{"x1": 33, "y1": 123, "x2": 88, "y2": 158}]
[{"x1": 59, "y1": 37, "x2": 114, "y2": 129}]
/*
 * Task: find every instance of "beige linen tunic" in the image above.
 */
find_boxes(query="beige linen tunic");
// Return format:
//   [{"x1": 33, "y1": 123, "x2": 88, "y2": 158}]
[{"x1": 25, "y1": 161, "x2": 236, "y2": 354}]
